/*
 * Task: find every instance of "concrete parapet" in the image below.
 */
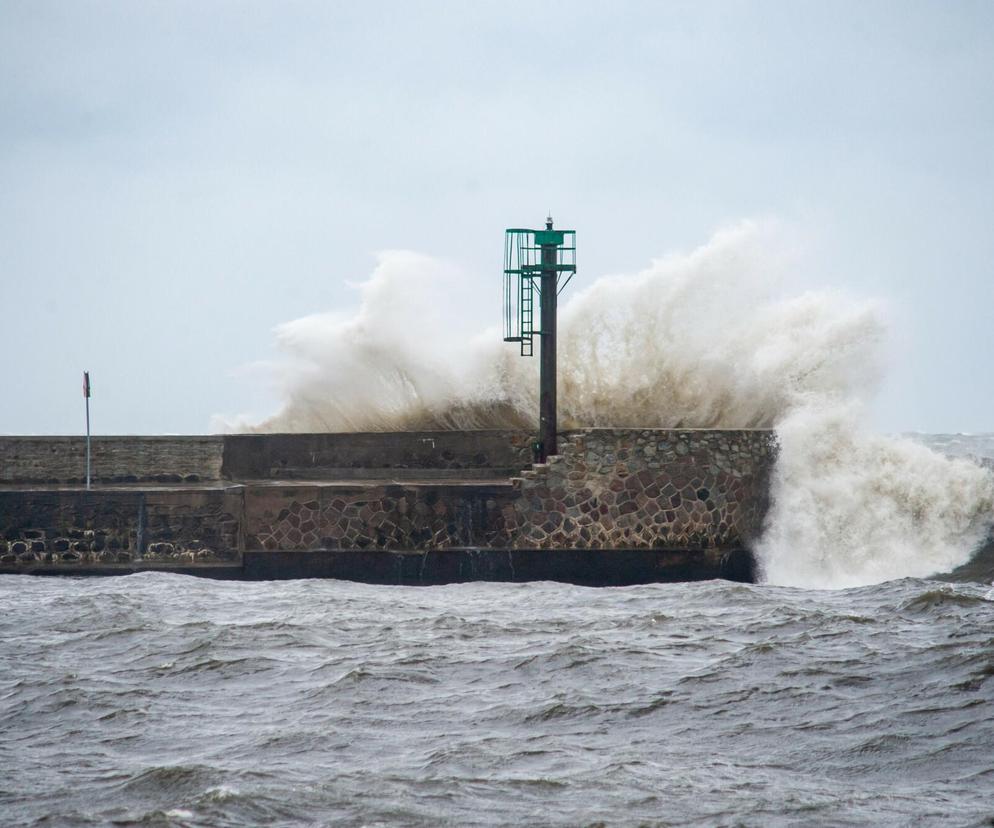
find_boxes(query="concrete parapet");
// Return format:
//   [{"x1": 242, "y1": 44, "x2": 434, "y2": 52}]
[
  {"x1": 0, "y1": 436, "x2": 224, "y2": 485},
  {"x1": 221, "y1": 430, "x2": 534, "y2": 480},
  {"x1": 0, "y1": 431, "x2": 534, "y2": 486}
]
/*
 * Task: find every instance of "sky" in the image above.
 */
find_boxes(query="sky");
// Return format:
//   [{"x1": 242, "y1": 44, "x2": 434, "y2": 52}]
[{"x1": 1, "y1": 0, "x2": 993, "y2": 435}]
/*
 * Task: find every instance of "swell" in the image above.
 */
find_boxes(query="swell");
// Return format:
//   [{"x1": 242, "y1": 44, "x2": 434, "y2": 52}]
[{"x1": 2, "y1": 577, "x2": 994, "y2": 826}]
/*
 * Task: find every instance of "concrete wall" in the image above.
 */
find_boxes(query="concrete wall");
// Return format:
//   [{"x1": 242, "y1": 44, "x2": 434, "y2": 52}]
[
  {"x1": 0, "y1": 431, "x2": 533, "y2": 484},
  {"x1": 241, "y1": 547, "x2": 755, "y2": 585},
  {"x1": 0, "y1": 436, "x2": 224, "y2": 484},
  {"x1": 221, "y1": 430, "x2": 534, "y2": 479}
]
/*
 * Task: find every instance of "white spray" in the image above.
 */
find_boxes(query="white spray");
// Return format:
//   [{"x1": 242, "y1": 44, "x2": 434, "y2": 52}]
[{"x1": 224, "y1": 221, "x2": 994, "y2": 588}]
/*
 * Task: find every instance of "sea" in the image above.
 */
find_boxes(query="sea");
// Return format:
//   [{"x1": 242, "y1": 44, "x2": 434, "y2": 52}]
[{"x1": 1, "y1": 434, "x2": 993, "y2": 827}]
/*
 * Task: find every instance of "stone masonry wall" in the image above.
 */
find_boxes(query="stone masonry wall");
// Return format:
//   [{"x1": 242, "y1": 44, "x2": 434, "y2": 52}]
[
  {"x1": 244, "y1": 483, "x2": 517, "y2": 552},
  {"x1": 0, "y1": 488, "x2": 242, "y2": 566},
  {"x1": 504, "y1": 429, "x2": 776, "y2": 549}
]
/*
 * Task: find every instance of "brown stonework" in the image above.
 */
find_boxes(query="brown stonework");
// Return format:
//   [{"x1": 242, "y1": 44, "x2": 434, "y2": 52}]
[{"x1": 505, "y1": 429, "x2": 776, "y2": 550}]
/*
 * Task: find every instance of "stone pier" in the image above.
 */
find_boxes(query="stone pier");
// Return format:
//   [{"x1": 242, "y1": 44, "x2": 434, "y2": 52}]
[{"x1": 0, "y1": 429, "x2": 776, "y2": 584}]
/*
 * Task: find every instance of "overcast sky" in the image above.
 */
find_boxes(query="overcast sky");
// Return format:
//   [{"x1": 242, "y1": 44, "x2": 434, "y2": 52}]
[{"x1": 2, "y1": 1, "x2": 993, "y2": 435}]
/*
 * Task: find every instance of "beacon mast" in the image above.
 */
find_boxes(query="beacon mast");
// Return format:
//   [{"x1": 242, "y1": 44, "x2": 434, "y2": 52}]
[{"x1": 502, "y1": 217, "x2": 576, "y2": 462}]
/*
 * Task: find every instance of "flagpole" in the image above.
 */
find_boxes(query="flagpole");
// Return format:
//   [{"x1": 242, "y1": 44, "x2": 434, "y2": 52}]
[{"x1": 84, "y1": 371, "x2": 91, "y2": 490}]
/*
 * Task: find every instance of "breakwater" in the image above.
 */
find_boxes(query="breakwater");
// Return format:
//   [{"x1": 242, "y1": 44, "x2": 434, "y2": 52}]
[{"x1": 0, "y1": 429, "x2": 775, "y2": 584}]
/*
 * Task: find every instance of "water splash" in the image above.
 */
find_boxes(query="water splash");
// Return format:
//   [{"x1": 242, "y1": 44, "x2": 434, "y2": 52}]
[
  {"x1": 225, "y1": 250, "x2": 531, "y2": 432},
  {"x1": 757, "y1": 400, "x2": 994, "y2": 588},
  {"x1": 224, "y1": 220, "x2": 994, "y2": 587}
]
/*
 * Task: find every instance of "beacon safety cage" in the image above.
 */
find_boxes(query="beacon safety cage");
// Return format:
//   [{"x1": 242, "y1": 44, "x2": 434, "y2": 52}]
[{"x1": 502, "y1": 218, "x2": 576, "y2": 461}]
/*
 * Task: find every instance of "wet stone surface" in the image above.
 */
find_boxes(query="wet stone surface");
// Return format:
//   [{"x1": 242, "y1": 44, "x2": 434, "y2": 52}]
[
  {"x1": 248, "y1": 487, "x2": 515, "y2": 552},
  {"x1": 504, "y1": 429, "x2": 776, "y2": 550}
]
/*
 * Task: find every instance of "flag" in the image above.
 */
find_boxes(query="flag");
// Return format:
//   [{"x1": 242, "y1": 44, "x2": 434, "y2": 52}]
[{"x1": 83, "y1": 371, "x2": 91, "y2": 399}]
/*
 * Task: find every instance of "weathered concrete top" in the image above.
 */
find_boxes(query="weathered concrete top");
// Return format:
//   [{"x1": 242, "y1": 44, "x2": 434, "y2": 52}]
[
  {"x1": 0, "y1": 431, "x2": 536, "y2": 485},
  {"x1": 221, "y1": 430, "x2": 535, "y2": 480},
  {"x1": 0, "y1": 436, "x2": 224, "y2": 485},
  {"x1": 0, "y1": 429, "x2": 775, "y2": 486}
]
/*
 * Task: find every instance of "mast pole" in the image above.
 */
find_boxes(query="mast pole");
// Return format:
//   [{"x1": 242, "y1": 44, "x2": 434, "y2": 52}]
[
  {"x1": 539, "y1": 216, "x2": 558, "y2": 462},
  {"x1": 84, "y1": 370, "x2": 91, "y2": 490}
]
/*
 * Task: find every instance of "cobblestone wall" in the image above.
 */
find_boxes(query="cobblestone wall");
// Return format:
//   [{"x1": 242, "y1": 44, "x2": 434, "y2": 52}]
[
  {"x1": 504, "y1": 429, "x2": 776, "y2": 549},
  {"x1": 244, "y1": 484, "x2": 516, "y2": 551},
  {"x1": 0, "y1": 489, "x2": 242, "y2": 565}
]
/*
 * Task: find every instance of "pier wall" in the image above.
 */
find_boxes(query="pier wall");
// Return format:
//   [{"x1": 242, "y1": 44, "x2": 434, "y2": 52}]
[
  {"x1": 0, "y1": 488, "x2": 243, "y2": 566},
  {"x1": 246, "y1": 429, "x2": 775, "y2": 553},
  {"x1": 0, "y1": 430, "x2": 777, "y2": 579}
]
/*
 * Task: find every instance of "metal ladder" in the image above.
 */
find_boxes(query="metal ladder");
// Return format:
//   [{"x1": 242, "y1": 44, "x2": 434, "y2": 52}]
[{"x1": 519, "y1": 276, "x2": 534, "y2": 356}]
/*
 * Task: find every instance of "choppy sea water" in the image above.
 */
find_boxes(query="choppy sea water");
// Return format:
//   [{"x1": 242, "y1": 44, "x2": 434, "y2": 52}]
[{"x1": 2, "y1": 573, "x2": 994, "y2": 827}]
